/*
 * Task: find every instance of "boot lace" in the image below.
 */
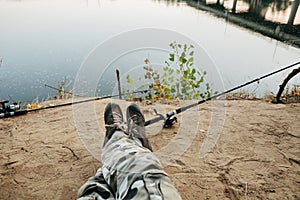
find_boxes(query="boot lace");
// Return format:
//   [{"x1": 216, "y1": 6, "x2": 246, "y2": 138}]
[{"x1": 105, "y1": 112, "x2": 127, "y2": 132}]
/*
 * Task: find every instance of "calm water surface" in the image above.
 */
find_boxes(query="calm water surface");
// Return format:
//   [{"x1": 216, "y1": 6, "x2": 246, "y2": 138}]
[{"x1": 0, "y1": 0, "x2": 299, "y2": 102}]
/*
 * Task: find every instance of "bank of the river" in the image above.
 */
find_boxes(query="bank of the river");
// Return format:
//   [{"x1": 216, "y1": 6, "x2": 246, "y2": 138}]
[
  {"x1": 0, "y1": 99, "x2": 299, "y2": 199},
  {"x1": 187, "y1": 1, "x2": 300, "y2": 48}
]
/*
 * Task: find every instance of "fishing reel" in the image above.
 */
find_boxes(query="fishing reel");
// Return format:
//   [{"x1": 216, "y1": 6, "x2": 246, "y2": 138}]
[
  {"x1": 152, "y1": 108, "x2": 177, "y2": 128},
  {"x1": 163, "y1": 116, "x2": 177, "y2": 128},
  {"x1": 0, "y1": 100, "x2": 22, "y2": 118}
]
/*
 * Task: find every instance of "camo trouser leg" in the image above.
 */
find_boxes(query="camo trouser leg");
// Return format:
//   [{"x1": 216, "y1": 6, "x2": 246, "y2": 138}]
[
  {"x1": 77, "y1": 130, "x2": 182, "y2": 200},
  {"x1": 77, "y1": 168, "x2": 115, "y2": 200}
]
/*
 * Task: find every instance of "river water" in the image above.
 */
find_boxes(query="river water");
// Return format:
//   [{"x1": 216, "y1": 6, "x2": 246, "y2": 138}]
[{"x1": 0, "y1": 0, "x2": 299, "y2": 102}]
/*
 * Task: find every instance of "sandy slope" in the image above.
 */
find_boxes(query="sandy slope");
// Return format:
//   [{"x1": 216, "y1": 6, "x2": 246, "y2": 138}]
[{"x1": 0, "y1": 99, "x2": 299, "y2": 200}]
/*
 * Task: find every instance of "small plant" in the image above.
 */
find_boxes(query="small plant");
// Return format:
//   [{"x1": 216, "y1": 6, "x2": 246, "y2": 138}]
[
  {"x1": 283, "y1": 84, "x2": 300, "y2": 97},
  {"x1": 291, "y1": 84, "x2": 300, "y2": 96},
  {"x1": 55, "y1": 77, "x2": 72, "y2": 99},
  {"x1": 125, "y1": 42, "x2": 214, "y2": 100},
  {"x1": 163, "y1": 42, "x2": 212, "y2": 100},
  {"x1": 143, "y1": 58, "x2": 170, "y2": 99},
  {"x1": 126, "y1": 74, "x2": 137, "y2": 90}
]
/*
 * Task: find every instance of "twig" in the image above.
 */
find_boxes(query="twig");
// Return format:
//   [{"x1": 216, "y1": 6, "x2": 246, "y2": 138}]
[
  {"x1": 62, "y1": 145, "x2": 79, "y2": 160},
  {"x1": 218, "y1": 173, "x2": 239, "y2": 200},
  {"x1": 289, "y1": 158, "x2": 300, "y2": 165},
  {"x1": 223, "y1": 157, "x2": 244, "y2": 167},
  {"x1": 3, "y1": 161, "x2": 18, "y2": 167},
  {"x1": 284, "y1": 132, "x2": 300, "y2": 138}
]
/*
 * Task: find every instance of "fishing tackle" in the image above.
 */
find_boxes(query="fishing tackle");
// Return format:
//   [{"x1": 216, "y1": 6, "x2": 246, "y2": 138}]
[
  {"x1": 0, "y1": 100, "x2": 27, "y2": 118},
  {"x1": 144, "y1": 61, "x2": 300, "y2": 128},
  {"x1": 151, "y1": 108, "x2": 177, "y2": 128},
  {"x1": 0, "y1": 89, "x2": 150, "y2": 118}
]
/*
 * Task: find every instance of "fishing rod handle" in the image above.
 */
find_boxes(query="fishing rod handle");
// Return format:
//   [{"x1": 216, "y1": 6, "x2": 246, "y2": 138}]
[
  {"x1": 144, "y1": 110, "x2": 176, "y2": 126},
  {"x1": 0, "y1": 110, "x2": 28, "y2": 118},
  {"x1": 144, "y1": 115, "x2": 164, "y2": 126}
]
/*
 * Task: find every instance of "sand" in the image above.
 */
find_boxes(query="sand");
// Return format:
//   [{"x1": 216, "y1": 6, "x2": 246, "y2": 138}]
[{"x1": 0, "y1": 99, "x2": 299, "y2": 200}]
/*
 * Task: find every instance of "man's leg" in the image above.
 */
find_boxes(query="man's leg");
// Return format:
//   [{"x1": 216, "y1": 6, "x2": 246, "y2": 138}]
[
  {"x1": 77, "y1": 103, "x2": 181, "y2": 200},
  {"x1": 77, "y1": 102, "x2": 125, "y2": 200},
  {"x1": 101, "y1": 103, "x2": 182, "y2": 200},
  {"x1": 77, "y1": 169, "x2": 115, "y2": 200}
]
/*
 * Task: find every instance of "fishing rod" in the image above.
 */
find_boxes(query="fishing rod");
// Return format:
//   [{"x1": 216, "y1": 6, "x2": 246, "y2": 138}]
[
  {"x1": 44, "y1": 84, "x2": 85, "y2": 98},
  {"x1": 29, "y1": 89, "x2": 149, "y2": 112},
  {"x1": 0, "y1": 89, "x2": 150, "y2": 118},
  {"x1": 145, "y1": 61, "x2": 300, "y2": 128}
]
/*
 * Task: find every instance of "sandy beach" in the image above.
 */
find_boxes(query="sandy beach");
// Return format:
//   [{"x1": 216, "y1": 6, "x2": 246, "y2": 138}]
[{"x1": 0, "y1": 99, "x2": 299, "y2": 199}]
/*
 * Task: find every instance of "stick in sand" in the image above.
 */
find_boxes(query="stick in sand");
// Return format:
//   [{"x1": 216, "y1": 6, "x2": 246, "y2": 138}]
[{"x1": 116, "y1": 68, "x2": 122, "y2": 99}]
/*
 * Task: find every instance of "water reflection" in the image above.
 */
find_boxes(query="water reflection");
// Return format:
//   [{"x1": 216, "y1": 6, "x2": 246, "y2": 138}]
[
  {"x1": 156, "y1": 0, "x2": 299, "y2": 47},
  {"x1": 157, "y1": 0, "x2": 300, "y2": 24}
]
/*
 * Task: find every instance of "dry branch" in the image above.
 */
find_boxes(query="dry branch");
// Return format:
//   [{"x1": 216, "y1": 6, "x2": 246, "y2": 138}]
[
  {"x1": 276, "y1": 67, "x2": 300, "y2": 103},
  {"x1": 62, "y1": 145, "x2": 79, "y2": 160}
]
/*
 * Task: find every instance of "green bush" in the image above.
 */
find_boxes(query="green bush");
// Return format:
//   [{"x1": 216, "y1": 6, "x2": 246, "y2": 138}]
[{"x1": 126, "y1": 42, "x2": 214, "y2": 100}]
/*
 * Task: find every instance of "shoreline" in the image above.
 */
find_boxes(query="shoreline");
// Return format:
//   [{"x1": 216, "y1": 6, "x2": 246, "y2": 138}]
[{"x1": 0, "y1": 99, "x2": 299, "y2": 199}]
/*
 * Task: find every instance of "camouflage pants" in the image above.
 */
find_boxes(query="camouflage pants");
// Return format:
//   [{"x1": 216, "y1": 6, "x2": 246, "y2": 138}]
[{"x1": 77, "y1": 131, "x2": 182, "y2": 200}]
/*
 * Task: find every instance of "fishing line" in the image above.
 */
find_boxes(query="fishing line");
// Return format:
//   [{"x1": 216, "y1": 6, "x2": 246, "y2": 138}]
[
  {"x1": 145, "y1": 61, "x2": 300, "y2": 127},
  {"x1": 27, "y1": 89, "x2": 149, "y2": 112}
]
